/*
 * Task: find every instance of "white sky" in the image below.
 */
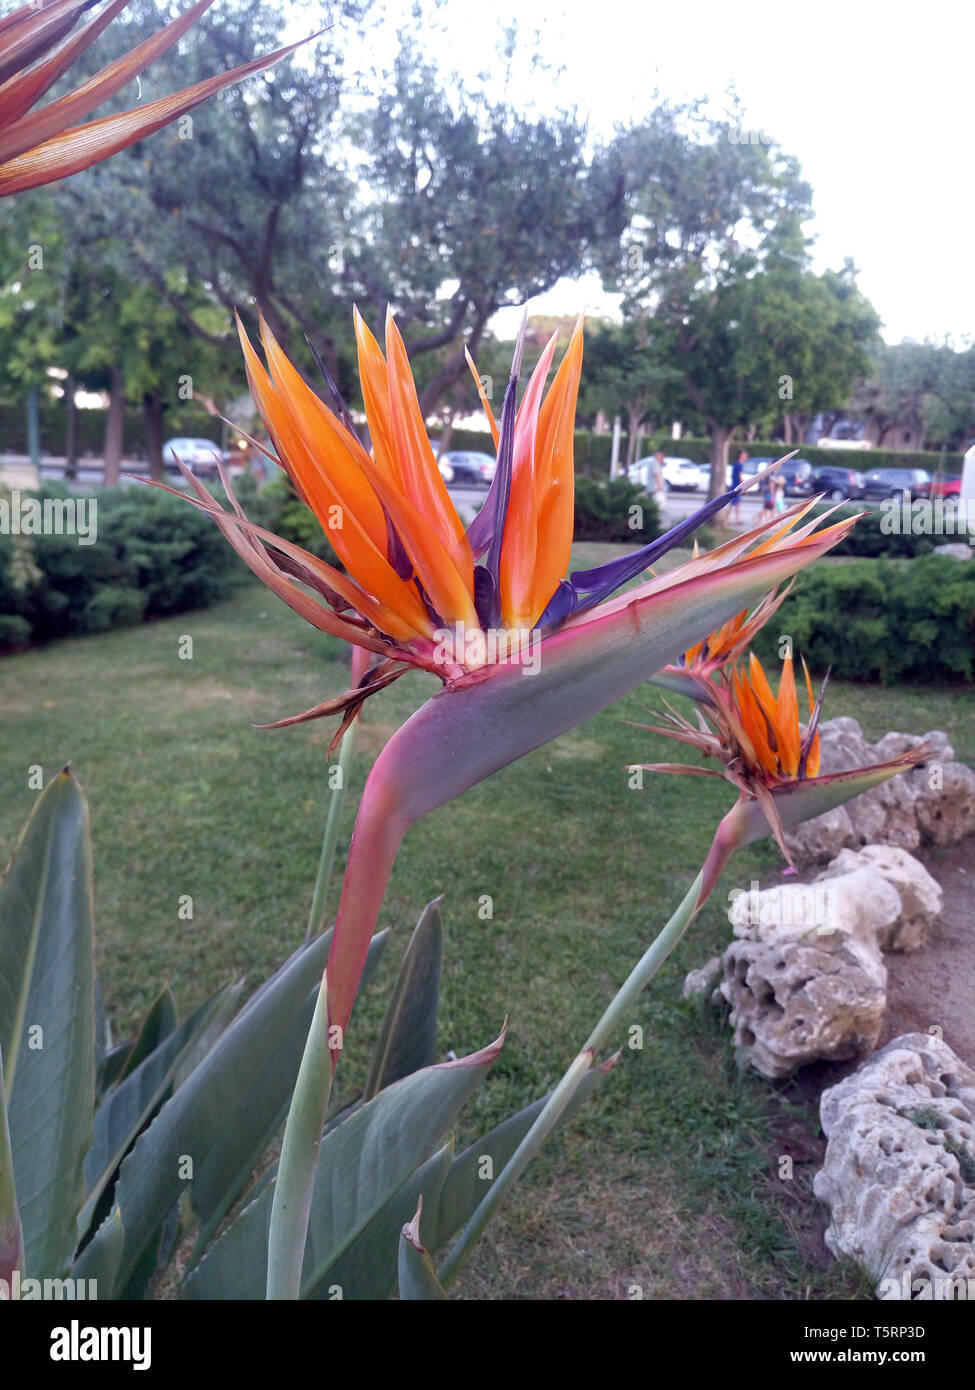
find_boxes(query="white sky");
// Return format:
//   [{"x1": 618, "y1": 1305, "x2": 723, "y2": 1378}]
[{"x1": 332, "y1": 0, "x2": 973, "y2": 345}]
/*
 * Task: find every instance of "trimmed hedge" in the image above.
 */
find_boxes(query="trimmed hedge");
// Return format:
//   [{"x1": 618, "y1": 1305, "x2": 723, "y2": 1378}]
[
  {"x1": 432, "y1": 428, "x2": 964, "y2": 478},
  {"x1": 0, "y1": 399, "x2": 223, "y2": 461},
  {"x1": 0, "y1": 483, "x2": 243, "y2": 649},
  {"x1": 636, "y1": 436, "x2": 965, "y2": 475},
  {"x1": 751, "y1": 555, "x2": 975, "y2": 684}
]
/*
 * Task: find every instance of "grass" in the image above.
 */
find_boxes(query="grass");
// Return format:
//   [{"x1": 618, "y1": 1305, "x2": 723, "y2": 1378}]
[{"x1": 2, "y1": 554, "x2": 974, "y2": 1300}]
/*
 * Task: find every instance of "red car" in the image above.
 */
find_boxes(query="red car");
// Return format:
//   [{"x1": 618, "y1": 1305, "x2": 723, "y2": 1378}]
[{"x1": 923, "y1": 474, "x2": 962, "y2": 500}]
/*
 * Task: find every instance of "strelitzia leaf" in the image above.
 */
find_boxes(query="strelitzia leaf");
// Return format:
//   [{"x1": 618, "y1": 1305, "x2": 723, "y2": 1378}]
[
  {"x1": 306, "y1": 1065, "x2": 610, "y2": 1300},
  {"x1": 181, "y1": 1028, "x2": 506, "y2": 1300},
  {"x1": 71, "y1": 1204, "x2": 123, "y2": 1291},
  {"x1": 0, "y1": 1045, "x2": 24, "y2": 1285},
  {"x1": 106, "y1": 925, "x2": 388, "y2": 1297},
  {"x1": 0, "y1": 769, "x2": 95, "y2": 1280},
  {"x1": 80, "y1": 983, "x2": 236, "y2": 1238},
  {"x1": 364, "y1": 897, "x2": 444, "y2": 1100},
  {"x1": 114, "y1": 985, "x2": 178, "y2": 1087}
]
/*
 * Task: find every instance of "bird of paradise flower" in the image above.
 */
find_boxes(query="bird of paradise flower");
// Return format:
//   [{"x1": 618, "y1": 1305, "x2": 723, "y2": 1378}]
[
  {"x1": 158, "y1": 308, "x2": 864, "y2": 1054},
  {"x1": 631, "y1": 644, "x2": 930, "y2": 905},
  {"x1": 0, "y1": 0, "x2": 306, "y2": 198}
]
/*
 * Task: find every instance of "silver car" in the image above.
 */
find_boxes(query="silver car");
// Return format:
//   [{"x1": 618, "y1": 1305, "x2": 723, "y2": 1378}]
[{"x1": 162, "y1": 437, "x2": 226, "y2": 475}]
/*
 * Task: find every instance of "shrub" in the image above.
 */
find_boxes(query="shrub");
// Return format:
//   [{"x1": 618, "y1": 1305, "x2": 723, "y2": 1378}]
[
  {"x1": 752, "y1": 555, "x2": 975, "y2": 683},
  {"x1": 807, "y1": 504, "x2": 936, "y2": 559},
  {"x1": 0, "y1": 483, "x2": 243, "y2": 650},
  {"x1": 572, "y1": 477, "x2": 662, "y2": 543},
  {"x1": 245, "y1": 474, "x2": 340, "y2": 566}
]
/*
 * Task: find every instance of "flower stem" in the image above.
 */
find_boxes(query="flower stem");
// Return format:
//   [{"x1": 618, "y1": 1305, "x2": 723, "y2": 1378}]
[
  {"x1": 306, "y1": 726, "x2": 357, "y2": 940},
  {"x1": 439, "y1": 870, "x2": 704, "y2": 1290},
  {"x1": 266, "y1": 975, "x2": 333, "y2": 1300}
]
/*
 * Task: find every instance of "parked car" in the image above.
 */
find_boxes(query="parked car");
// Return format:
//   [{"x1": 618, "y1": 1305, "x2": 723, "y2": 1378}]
[
  {"x1": 653, "y1": 456, "x2": 707, "y2": 491},
  {"x1": 808, "y1": 464, "x2": 865, "y2": 501},
  {"x1": 779, "y1": 457, "x2": 814, "y2": 496},
  {"x1": 162, "y1": 437, "x2": 227, "y2": 474},
  {"x1": 438, "y1": 450, "x2": 496, "y2": 487},
  {"x1": 916, "y1": 474, "x2": 961, "y2": 501},
  {"x1": 859, "y1": 467, "x2": 931, "y2": 501}
]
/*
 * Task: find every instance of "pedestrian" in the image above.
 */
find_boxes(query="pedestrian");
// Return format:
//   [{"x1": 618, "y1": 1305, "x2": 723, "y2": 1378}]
[
  {"x1": 650, "y1": 448, "x2": 668, "y2": 521},
  {"x1": 730, "y1": 449, "x2": 748, "y2": 525},
  {"x1": 774, "y1": 473, "x2": 787, "y2": 514}
]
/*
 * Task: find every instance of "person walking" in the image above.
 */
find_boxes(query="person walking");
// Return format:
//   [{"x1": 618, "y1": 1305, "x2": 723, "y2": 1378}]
[
  {"x1": 730, "y1": 449, "x2": 748, "y2": 525},
  {"x1": 650, "y1": 448, "x2": 668, "y2": 522}
]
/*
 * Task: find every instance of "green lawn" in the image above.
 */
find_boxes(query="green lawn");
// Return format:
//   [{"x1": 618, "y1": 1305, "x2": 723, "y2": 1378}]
[{"x1": 2, "y1": 560, "x2": 973, "y2": 1299}]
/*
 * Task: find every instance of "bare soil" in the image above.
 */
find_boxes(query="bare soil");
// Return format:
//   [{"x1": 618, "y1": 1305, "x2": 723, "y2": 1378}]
[{"x1": 879, "y1": 833, "x2": 975, "y2": 1065}]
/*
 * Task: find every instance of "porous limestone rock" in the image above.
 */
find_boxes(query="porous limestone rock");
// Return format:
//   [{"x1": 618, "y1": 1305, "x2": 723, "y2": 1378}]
[
  {"x1": 845, "y1": 774, "x2": 921, "y2": 852},
  {"x1": 782, "y1": 803, "x2": 858, "y2": 865},
  {"x1": 814, "y1": 1033, "x2": 975, "y2": 1298},
  {"x1": 910, "y1": 762, "x2": 975, "y2": 845},
  {"x1": 784, "y1": 718, "x2": 970, "y2": 865},
  {"x1": 681, "y1": 956, "x2": 722, "y2": 1000},
  {"x1": 873, "y1": 730, "x2": 954, "y2": 766},
  {"x1": 721, "y1": 880, "x2": 889, "y2": 1079},
  {"x1": 729, "y1": 872, "x2": 900, "y2": 950},
  {"x1": 817, "y1": 845, "x2": 943, "y2": 953},
  {"x1": 816, "y1": 716, "x2": 873, "y2": 774}
]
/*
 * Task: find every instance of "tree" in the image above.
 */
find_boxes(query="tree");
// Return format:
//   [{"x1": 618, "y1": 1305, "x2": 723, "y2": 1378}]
[
  {"x1": 578, "y1": 321, "x2": 683, "y2": 467},
  {"x1": 850, "y1": 341, "x2": 975, "y2": 451},
  {"x1": 338, "y1": 39, "x2": 609, "y2": 415},
  {"x1": 671, "y1": 248, "x2": 880, "y2": 489},
  {"x1": 595, "y1": 102, "x2": 837, "y2": 495}
]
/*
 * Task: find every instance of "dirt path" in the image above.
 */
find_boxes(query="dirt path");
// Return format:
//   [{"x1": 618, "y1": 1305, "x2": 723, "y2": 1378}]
[{"x1": 879, "y1": 832, "x2": 975, "y2": 1065}]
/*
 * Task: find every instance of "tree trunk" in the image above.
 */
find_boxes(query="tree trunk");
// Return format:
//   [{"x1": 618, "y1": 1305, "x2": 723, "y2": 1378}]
[
  {"x1": 438, "y1": 414, "x2": 455, "y2": 456},
  {"x1": 782, "y1": 413, "x2": 793, "y2": 446},
  {"x1": 103, "y1": 364, "x2": 126, "y2": 486},
  {"x1": 143, "y1": 392, "x2": 166, "y2": 480},
  {"x1": 625, "y1": 409, "x2": 644, "y2": 468},
  {"x1": 417, "y1": 309, "x2": 491, "y2": 420},
  {"x1": 707, "y1": 426, "x2": 731, "y2": 501},
  {"x1": 65, "y1": 375, "x2": 78, "y2": 479}
]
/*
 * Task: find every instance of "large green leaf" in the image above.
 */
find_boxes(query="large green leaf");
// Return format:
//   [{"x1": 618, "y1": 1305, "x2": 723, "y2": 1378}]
[
  {"x1": 72, "y1": 1205, "x2": 123, "y2": 1293},
  {"x1": 181, "y1": 1029, "x2": 506, "y2": 1300},
  {"x1": 107, "y1": 925, "x2": 388, "y2": 1296},
  {"x1": 364, "y1": 897, "x2": 444, "y2": 1100},
  {"x1": 304, "y1": 1067, "x2": 610, "y2": 1300},
  {"x1": 307, "y1": 1145, "x2": 453, "y2": 1300},
  {"x1": 80, "y1": 982, "x2": 238, "y2": 1236},
  {"x1": 0, "y1": 770, "x2": 95, "y2": 1278},
  {"x1": 0, "y1": 1045, "x2": 24, "y2": 1283},
  {"x1": 115, "y1": 986, "x2": 178, "y2": 1086}
]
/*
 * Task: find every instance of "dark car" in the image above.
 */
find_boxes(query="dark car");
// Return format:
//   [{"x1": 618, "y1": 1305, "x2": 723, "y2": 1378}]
[
  {"x1": 859, "y1": 467, "x2": 931, "y2": 501},
  {"x1": 438, "y1": 450, "x2": 495, "y2": 487},
  {"x1": 737, "y1": 456, "x2": 812, "y2": 497},
  {"x1": 809, "y1": 464, "x2": 865, "y2": 501}
]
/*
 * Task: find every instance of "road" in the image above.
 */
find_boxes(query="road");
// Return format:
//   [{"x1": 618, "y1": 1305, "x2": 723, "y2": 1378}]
[{"x1": 5, "y1": 456, "x2": 779, "y2": 526}]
